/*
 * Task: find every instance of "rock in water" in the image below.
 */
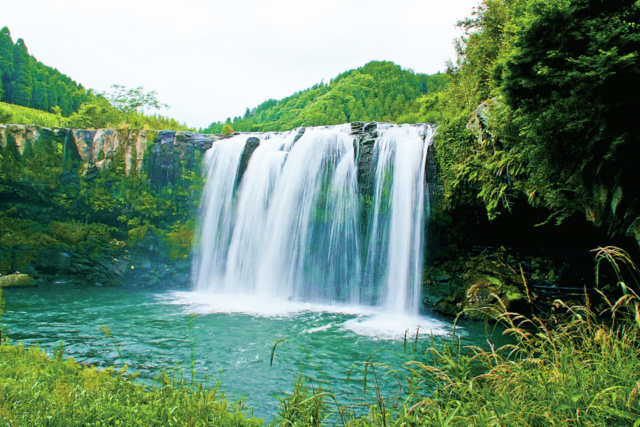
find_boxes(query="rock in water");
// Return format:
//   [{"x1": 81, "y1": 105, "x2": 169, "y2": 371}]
[
  {"x1": 236, "y1": 137, "x2": 261, "y2": 185},
  {"x1": 0, "y1": 274, "x2": 36, "y2": 288}
]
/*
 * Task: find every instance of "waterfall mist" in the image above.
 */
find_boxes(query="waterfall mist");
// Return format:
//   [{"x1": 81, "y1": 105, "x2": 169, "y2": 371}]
[{"x1": 192, "y1": 124, "x2": 434, "y2": 317}]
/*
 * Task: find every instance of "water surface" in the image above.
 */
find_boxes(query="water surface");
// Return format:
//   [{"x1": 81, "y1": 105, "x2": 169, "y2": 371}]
[{"x1": 1, "y1": 285, "x2": 496, "y2": 420}]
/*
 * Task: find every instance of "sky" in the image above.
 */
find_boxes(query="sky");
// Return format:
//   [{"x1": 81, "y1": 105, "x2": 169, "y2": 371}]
[{"x1": 4, "y1": 0, "x2": 480, "y2": 129}]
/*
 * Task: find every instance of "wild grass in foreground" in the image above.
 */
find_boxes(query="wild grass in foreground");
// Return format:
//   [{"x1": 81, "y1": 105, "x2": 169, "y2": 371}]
[
  {"x1": 275, "y1": 247, "x2": 640, "y2": 427},
  {"x1": 0, "y1": 342, "x2": 263, "y2": 426},
  {"x1": 1, "y1": 247, "x2": 639, "y2": 426}
]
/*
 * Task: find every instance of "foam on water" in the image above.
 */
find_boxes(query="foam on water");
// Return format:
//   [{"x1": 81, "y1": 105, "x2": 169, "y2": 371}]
[
  {"x1": 343, "y1": 313, "x2": 450, "y2": 340},
  {"x1": 164, "y1": 291, "x2": 450, "y2": 339},
  {"x1": 164, "y1": 291, "x2": 376, "y2": 318}
]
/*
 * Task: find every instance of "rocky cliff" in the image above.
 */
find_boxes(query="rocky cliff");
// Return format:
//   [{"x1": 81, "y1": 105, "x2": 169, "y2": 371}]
[
  {"x1": 0, "y1": 124, "x2": 222, "y2": 288},
  {"x1": 0, "y1": 125, "x2": 219, "y2": 190},
  {"x1": 0, "y1": 123, "x2": 438, "y2": 290}
]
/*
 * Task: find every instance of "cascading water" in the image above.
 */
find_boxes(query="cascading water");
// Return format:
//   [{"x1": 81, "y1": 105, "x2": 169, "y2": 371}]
[
  {"x1": 223, "y1": 134, "x2": 294, "y2": 294},
  {"x1": 364, "y1": 125, "x2": 433, "y2": 315},
  {"x1": 193, "y1": 135, "x2": 248, "y2": 290},
  {"x1": 192, "y1": 123, "x2": 434, "y2": 320},
  {"x1": 254, "y1": 128, "x2": 361, "y2": 303}
]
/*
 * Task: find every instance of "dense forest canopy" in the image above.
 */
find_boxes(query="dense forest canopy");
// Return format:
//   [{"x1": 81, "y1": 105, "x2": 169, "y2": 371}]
[
  {"x1": 0, "y1": 26, "x2": 191, "y2": 131},
  {"x1": 0, "y1": 27, "x2": 91, "y2": 116},
  {"x1": 427, "y1": 0, "x2": 640, "y2": 241},
  {"x1": 201, "y1": 61, "x2": 449, "y2": 133}
]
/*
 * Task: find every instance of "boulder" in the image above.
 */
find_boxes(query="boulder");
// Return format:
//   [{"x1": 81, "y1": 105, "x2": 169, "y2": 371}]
[
  {"x1": 293, "y1": 127, "x2": 306, "y2": 143},
  {"x1": 237, "y1": 136, "x2": 261, "y2": 184},
  {"x1": 424, "y1": 250, "x2": 532, "y2": 319},
  {"x1": 0, "y1": 274, "x2": 36, "y2": 288},
  {"x1": 36, "y1": 247, "x2": 72, "y2": 273}
]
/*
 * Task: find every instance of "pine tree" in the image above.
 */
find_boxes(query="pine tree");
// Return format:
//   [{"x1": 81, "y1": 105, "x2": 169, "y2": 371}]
[
  {"x1": 7, "y1": 38, "x2": 33, "y2": 106},
  {"x1": 0, "y1": 27, "x2": 14, "y2": 102}
]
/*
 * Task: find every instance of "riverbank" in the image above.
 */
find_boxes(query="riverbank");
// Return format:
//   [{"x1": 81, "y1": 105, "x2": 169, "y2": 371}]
[
  {"x1": 0, "y1": 340, "x2": 263, "y2": 426},
  {"x1": 1, "y1": 284, "x2": 638, "y2": 426}
]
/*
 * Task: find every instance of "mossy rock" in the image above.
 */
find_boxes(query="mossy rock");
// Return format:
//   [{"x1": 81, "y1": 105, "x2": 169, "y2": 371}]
[{"x1": 0, "y1": 273, "x2": 36, "y2": 288}]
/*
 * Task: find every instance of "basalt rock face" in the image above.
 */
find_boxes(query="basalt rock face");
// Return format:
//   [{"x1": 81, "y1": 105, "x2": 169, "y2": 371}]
[
  {"x1": 351, "y1": 122, "x2": 379, "y2": 203},
  {"x1": 0, "y1": 124, "x2": 219, "y2": 190},
  {"x1": 350, "y1": 121, "x2": 436, "y2": 199},
  {"x1": 236, "y1": 136, "x2": 261, "y2": 185},
  {"x1": 147, "y1": 130, "x2": 217, "y2": 190}
]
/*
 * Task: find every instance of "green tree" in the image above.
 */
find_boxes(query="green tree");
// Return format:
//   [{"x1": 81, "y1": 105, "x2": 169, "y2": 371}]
[
  {"x1": 431, "y1": 0, "x2": 640, "y2": 237},
  {"x1": 105, "y1": 84, "x2": 169, "y2": 114},
  {"x1": 0, "y1": 27, "x2": 14, "y2": 102},
  {"x1": 497, "y1": 0, "x2": 640, "y2": 227},
  {"x1": 221, "y1": 123, "x2": 234, "y2": 136},
  {"x1": 7, "y1": 38, "x2": 33, "y2": 106}
]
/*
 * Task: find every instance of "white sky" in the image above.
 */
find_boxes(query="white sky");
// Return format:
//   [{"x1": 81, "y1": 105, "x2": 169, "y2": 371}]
[{"x1": 4, "y1": 0, "x2": 479, "y2": 129}]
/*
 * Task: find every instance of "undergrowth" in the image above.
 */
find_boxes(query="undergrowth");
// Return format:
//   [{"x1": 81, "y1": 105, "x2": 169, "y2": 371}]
[
  {"x1": 1, "y1": 247, "x2": 639, "y2": 426},
  {"x1": 273, "y1": 247, "x2": 640, "y2": 427},
  {"x1": 0, "y1": 341, "x2": 263, "y2": 426}
]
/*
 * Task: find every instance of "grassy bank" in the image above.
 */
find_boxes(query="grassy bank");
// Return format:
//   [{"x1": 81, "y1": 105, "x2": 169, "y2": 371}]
[
  {"x1": 279, "y1": 251, "x2": 640, "y2": 426},
  {"x1": 0, "y1": 341, "x2": 263, "y2": 426},
  {"x1": 1, "y1": 251, "x2": 639, "y2": 426},
  {"x1": 1, "y1": 295, "x2": 639, "y2": 426}
]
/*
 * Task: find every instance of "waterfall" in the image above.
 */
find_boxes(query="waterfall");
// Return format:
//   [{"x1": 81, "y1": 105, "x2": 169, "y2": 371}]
[
  {"x1": 192, "y1": 124, "x2": 433, "y2": 316},
  {"x1": 193, "y1": 135, "x2": 248, "y2": 291},
  {"x1": 364, "y1": 125, "x2": 433, "y2": 315}
]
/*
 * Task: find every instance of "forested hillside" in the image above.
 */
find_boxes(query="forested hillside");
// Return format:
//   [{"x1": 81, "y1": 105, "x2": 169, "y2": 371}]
[
  {"x1": 0, "y1": 26, "x2": 191, "y2": 131},
  {"x1": 202, "y1": 61, "x2": 448, "y2": 133},
  {"x1": 0, "y1": 27, "x2": 91, "y2": 116},
  {"x1": 425, "y1": 0, "x2": 640, "y2": 245}
]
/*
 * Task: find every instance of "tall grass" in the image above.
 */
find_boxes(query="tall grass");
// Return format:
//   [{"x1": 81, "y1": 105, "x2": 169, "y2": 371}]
[
  {"x1": 0, "y1": 102, "x2": 64, "y2": 127},
  {"x1": 0, "y1": 341, "x2": 263, "y2": 426},
  {"x1": 272, "y1": 248, "x2": 640, "y2": 427}
]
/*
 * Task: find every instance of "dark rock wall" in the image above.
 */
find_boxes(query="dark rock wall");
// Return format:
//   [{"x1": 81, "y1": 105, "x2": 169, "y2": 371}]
[{"x1": 0, "y1": 124, "x2": 220, "y2": 191}]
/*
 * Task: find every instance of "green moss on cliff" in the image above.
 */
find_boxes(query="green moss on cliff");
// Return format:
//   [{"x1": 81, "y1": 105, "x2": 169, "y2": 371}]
[{"x1": 0, "y1": 126, "x2": 204, "y2": 284}]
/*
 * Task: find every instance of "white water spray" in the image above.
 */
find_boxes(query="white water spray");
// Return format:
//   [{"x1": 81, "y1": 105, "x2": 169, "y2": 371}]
[
  {"x1": 364, "y1": 125, "x2": 433, "y2": 315},
  {"x1": 192, "y1": 124, "x2": 434, "y2": 320},
  {"x1": 192, "y1": 135, "x2": 248, "y2": 291}
]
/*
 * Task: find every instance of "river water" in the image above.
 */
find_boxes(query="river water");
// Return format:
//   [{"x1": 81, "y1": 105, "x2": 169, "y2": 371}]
[{"x1": 0, "y1": 285, "x2": 498, "y2": 421}]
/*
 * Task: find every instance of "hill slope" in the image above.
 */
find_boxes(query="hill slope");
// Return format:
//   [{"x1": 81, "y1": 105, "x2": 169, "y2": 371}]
[
  {"x1": 0, "y1": 26, "x2": 191, "y2": 131},
  {"x1": 0, "y1": 27, "x2": 92, "y2": 116},
  {"x1": 202, "y1": 61, "x2": 448, "y2": 133}
]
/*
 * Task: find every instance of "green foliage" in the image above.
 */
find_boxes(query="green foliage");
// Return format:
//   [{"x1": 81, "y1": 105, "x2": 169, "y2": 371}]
[
  {"x1": 202, "y1": 61, "x2": 448, "y2": 133},
  {"x1": 0, "y1": 104, "x2": 12, "y2": 124},
  {"x1": 48, "y1": 220, "x2": 116, "y2": 248},
  {"x1": 272, "y1": 374, "x2": 327, "y2": 427},
  {"x1": 0, "y1": 102, "x2": 64, "y2": 127},
  {"x1": 431, "y1": 0, "x2": 640, "y2": 234},
  {"x1": 65, "y1": 97, "x2": 191, "y2": 131},
  {"x1": 65, "y1": 96, "x2": 121, "y2": 129},
  {"x1": 498, "y1": 0, "x2": 640, "y2": 230},
  {"x1": 221, "y1": 123, "x2": 234, "y2": 136},
  {"x1": 105, "y1": 84, "x2": 169, "y2": 114},
  {"x1": 0, "y1": 343, "x2": 263, "y2": 426},
  {"x1": 0, "y1": 211, "x2": 61, "y2": 271}
]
